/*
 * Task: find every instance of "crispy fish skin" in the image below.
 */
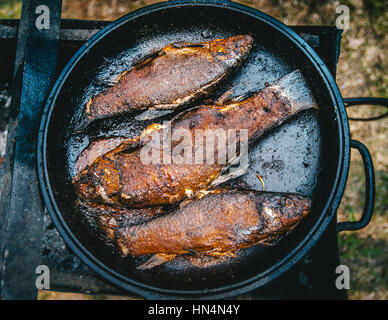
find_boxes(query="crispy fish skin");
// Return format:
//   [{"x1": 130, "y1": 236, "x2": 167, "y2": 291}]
[
  {"x1": 77, "y1": 200, "x2": 165, "y2": 240},
  {"x1": 74, "y1": 71, "x2": 315, "y2": 208},
  {"x1": 73, "y1": 136, "x2": 129, "y2": 175},
  {"x1": 114, "y1": 190, "x2": 312, "y2": 263},
  {"x1": 77, "y1": 35, "x2": 254, "y2": 129}
]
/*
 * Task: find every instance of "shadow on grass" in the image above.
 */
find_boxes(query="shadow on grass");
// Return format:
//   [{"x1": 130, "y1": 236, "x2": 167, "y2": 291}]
[{"x1": 339, "y1": 232, "x2": 388, "y2": 297}]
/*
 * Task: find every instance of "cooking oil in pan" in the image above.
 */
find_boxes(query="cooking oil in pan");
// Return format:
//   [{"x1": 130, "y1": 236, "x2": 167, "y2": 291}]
[{"x1": 65, "y1": 26, "x2": 321, "y2": 270}]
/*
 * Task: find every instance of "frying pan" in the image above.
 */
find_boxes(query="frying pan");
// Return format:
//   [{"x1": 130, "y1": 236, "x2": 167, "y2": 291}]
[{"x1": 37, "y1": 0, "x2": 375, "y2": 299}]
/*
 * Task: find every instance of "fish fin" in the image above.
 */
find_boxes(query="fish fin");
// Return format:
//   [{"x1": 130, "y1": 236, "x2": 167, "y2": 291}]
[
  {"x1": 193, "y1": 188, "x2": 230, "y2": 200},
  {"x1": 203, "y1": 250, "x2": 237, "y2": 258},
  {"x1": 210, "y1": 151, "x2": 250, "y2": 186},
  {"x1": 231, "y1": 91, "x2": 256, "y2": 103},
  {"x1": 260, "y1": 240, "x2": 279, "y2": 246},
  {"x1": 133, "y1": 50, "x2": 165, "y2": 70},
  {"x1": 214, "y1": 89, "x2": 234, "y2": 105},
  {"x1": 217, "y1": 177, "x2": 252, "y2": 190},
  {"x1": 154, "y1": 105, "x2": 201, "y2": 127},
  {"x1": 259, "y1": 235, "x2": 283, "y2": 246},
  {"x1": 134, "y1": 109, "x2": 175, "y2": 121},
  {"x1": 98, "y1": 223, "x2": 116, "y2": 240},
  {"x1": 169, "y1": 42, "x2": 206, "y2": 49},
  {"x1": 137, "y1": 253, "x2": 177, "y2": 270},
  {"x1": 104, "y1": 136, "x2": 142, "y2": 158},
  {"x1": 182, "y1": 247, "x2": 201, "y2": 255},
  {"x1": 210, "y1": 167, "x2": 248, "y2": 186},
  {"x1": 115, "y1": 70, "x2": 128, "y2": 83},
  {"x1": 73, "y1": 112, "x2": 93, "y2": 133},
  {"x1": 223, "y1": 251, "x2": 238, "y2": 258},
  {"x1": 215, "y1": 89, "x2": 256, "y2": 105},
  {"x1": 270, "y1": 69, "x2": 319, "y2": 112}
]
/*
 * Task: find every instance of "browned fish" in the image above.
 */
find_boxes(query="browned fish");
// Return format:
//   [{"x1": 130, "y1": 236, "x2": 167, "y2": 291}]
[
  {"x1": 114, "y1": 190, "x2": 312, "y2": 269},
  {"x1": 77, "y1": 200, "x2": 165, "y2": 240},
  {"x1": 73, "y1": 136, "x2": 128, "y2": 175},
  {"x1": 76, "y1": 35, "x2": 254, "y2": 130},
  {"x1": 73, "y1": 70, "x2": 318, "y2": 208}
]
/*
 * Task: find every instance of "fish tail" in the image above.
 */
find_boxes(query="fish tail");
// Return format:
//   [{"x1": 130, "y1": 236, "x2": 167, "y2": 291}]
[{"x1": 270, "y1": 69, "x2": 319, "y2": 113}]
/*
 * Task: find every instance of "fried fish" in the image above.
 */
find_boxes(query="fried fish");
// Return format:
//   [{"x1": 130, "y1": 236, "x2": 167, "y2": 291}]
[
  {"x1": 113, "y1": 190, "x2": 312, "y2": 269},
  {"x1": 76, "y1": 35, "x2": 254, "y2": 130},
  {"x1": 77, "y1": 199, "x2": 165, "y2": 240},
  {"x1": 73, "y1": 70, "x2": 318, "y2": 208}
]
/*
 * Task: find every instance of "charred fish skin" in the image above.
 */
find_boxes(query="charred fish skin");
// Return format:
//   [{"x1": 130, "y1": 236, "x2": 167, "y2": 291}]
[
  {"x1": 114, "y1": 190, "x2": 312, "y2": 261},
  {"x1": 73, "y1": 136, "x2": 129, "y2": 176},
  {"x1": 75, "y1": 153, "x2": 220, "y2": 207},
  {"x1": 76, "y1": 35, "x2": 254, "y2": 130},
  {"x1": 77, "y1": 200, "x2": 165, "y2": 240},
  {"x1": 73, "y1": 70, "x2": 318, "y2": 208}
]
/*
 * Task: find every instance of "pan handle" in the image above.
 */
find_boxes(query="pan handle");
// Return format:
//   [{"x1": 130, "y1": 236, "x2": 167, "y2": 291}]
[
  {"x1": 337, "y1": 140, "x2": 375, "y2": 232},
  {"x1": 344, "y1": 97, "x2": 388, "y2": 121}
]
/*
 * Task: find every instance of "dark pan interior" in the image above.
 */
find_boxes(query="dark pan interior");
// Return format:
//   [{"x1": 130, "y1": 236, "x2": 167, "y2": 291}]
[{"x1": 43, "y1": 5, "x2": 341, "y2": 294}]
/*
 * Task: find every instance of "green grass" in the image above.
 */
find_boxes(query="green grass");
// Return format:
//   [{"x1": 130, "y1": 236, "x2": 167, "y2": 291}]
[
  {"x1": 363, "y1": 0, "x2": 388, "y2": 36},
  {"x1": 339, "y1": 231, "x2": 388, "y2": 295},
  {"x1": 339, "y1": 233, "x2": 384, "y2": 260},
  {"x1": 375, "y1": 170, "x2": 388, "y2": 215},
  {"x1": 0, "y1": 0, "x2": 21, "y2": 19},
  {"x1": 338, "y1": 233, "x2": 362, "y2": 260}
]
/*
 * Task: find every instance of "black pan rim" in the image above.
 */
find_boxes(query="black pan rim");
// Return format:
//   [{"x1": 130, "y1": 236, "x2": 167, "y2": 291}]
[{"x1": 37, "y1": 0, "x2": 350, "y2": 298}]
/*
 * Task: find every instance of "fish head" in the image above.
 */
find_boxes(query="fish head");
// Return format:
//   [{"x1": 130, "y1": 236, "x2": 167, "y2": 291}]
[
  {"x1": 210, "y1": 35, "x2": 254, "y2": 66},
  {"x1": 73, "y1": 159, "x2": 120, "y2": 205},
  {"x1": 279, "y1": 194, "x2": 313, "y2": 222},
  {"x1": 260, "y1": 193, "x2": 313, "y2": 232},
  {"x1": 74, "y1": 171, "x2": 107, "y2": 203}
]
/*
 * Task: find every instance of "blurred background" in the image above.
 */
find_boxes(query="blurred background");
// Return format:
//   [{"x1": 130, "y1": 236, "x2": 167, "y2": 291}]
[{"x1": 0, "y1": 0, "x2": 386, "y2": 300}]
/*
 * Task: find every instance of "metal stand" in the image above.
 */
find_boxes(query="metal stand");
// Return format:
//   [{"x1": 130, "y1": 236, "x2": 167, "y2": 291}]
[{"x1": 0, "y1": 0, "x2": 62, "y2": 300}]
